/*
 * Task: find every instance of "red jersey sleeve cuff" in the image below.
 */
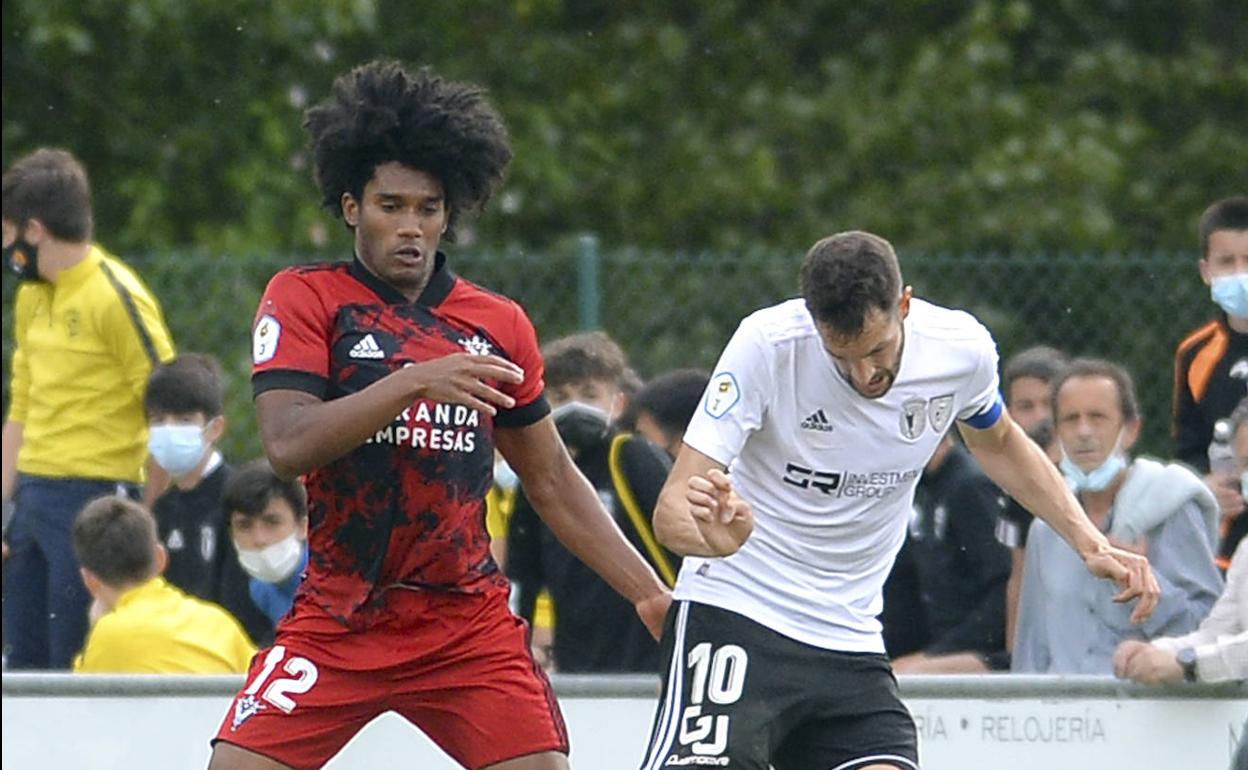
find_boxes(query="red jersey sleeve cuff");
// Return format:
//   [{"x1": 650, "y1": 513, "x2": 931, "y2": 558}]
[
  {"x1": 253, "y1": 369, "x2": 330, "y2": 400},
  {"x1": 495, "y1": 394, "x2": 551, "y2": 428}
]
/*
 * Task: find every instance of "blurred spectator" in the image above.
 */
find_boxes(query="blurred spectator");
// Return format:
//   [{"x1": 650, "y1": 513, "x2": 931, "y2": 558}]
[
  {"x1": 146, "y1": 354, "x2": 271, "y2": 645},
  {"x1": 71, "y1": 495, "x2": 255, "y2": 673},
  {"x1": 506, "y1": 331, "x2": 677, "y2": 672},
  {"x1": 484, "y1": 450, "x2": 520, "y2": 570},
  {"x1": 885, "y1": 433, "x2": 1012, "y2": 673},
  {"x1": 1115, "y1": 396, "x2": 1248, "y2": 687},
  {"x1": 995, "y1": 345, "x2": 1069, "y2": 653},
  {"x1": 223, "y1": 460, "x2": 308, "y2": 634},
  {"x1": 1003, "y1": 345, "x2": 1069, "y2": 432},
  {"x1": 2, "y1": 148, "x2": 176, "y2": 669},
  {"x1": 1119, "y1": 398, "x2": 1248, "y2": 770},
  {"x1": 1174, "y1": 196, "x2": 1248, "y2": 569},
  {"x1": 1013, "y1": 358, "x2": 1223, "y2": 673},
  {"x1": 628, "y1": 368, "x2": 710, "y2": 458}
]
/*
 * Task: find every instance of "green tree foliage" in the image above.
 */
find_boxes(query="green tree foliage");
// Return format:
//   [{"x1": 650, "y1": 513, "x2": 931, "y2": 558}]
[{"x1": 3, "y1": 0, "x2": 1244, "y2": 255}]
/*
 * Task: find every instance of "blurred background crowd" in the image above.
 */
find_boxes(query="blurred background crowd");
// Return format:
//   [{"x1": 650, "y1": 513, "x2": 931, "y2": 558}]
[{"x1": 1, "y1": 1, "x2": 1245, "y2": 687}]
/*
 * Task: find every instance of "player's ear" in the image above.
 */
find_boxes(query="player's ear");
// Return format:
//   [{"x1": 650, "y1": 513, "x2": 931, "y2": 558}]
[
  {"x1": 899, "y1": 286, "x2": 913, "y2": 319},
  {"x1": 341, "y1": 193, "x2": 359, "y2": 227}
]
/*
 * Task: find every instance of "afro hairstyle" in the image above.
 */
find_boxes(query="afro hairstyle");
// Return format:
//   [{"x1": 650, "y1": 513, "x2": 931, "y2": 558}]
[{"x1": 303, "y1": 59, "x2": 513, "y2": 241}]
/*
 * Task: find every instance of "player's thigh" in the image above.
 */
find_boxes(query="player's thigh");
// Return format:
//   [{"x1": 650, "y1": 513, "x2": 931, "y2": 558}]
[
  {"x1": 638, "y1": 601, "x2": 796, "y2": 770},
  {"x1": 390, "y1": 591, "x2": 568, "y2": 770},
  {"x1": 482, "y1": 750, "x2": 570, "y2": 770},
  {"x1": 207, "y1": 741, "x2": 295, "y2": 770},
  {"x1": 772, "y1": 652, "x2": 918, "y2": 770},
  {"x1": 212, "y1": 637, "x2": 384, "y2": 770}
]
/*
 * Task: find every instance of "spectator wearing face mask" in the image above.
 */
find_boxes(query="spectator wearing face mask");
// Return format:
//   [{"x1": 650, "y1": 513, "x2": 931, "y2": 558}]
[
  {"x1": 505, "y1": 331, "x2": 678, "y2": 672},
  {"x1": 223, "y1": 460, "x2": 308, "y2": 632},
  {"x1": 1013, "y1": 358, "x2": 1224, "y2": 673},
  {"x1": 1174, "y1": 196, "x2": 1248, "y2": 570},
  {"x1": 145, "y1": 354, "x2": 272, "y2": 645},
  {"x1": 2, "y1": 148, "x2": 176, "y2": 670}
]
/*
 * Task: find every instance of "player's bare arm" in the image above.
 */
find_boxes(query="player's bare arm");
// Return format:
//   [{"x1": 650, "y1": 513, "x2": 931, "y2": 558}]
[
  {"x1": 958, "y1": 411, "x2": 1161, "y2": 623},
  {"x1": 496, "y1": 417, "x2": 672, "y2": 639},
  {"x1": 257, "y1": 353, "x2": 522, "y2": 479},
  {"x1": 653, "y1": 444, "x2": 754, "y2": 558}
]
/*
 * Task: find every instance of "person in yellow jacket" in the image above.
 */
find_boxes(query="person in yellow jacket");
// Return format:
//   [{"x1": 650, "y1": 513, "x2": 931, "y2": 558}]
[
  {"x1": 2, "y1": 148, "x2": 176, "y2": 669},
  {"x1": 72, "y1": 495, "x2": 255, "y2": 674}
]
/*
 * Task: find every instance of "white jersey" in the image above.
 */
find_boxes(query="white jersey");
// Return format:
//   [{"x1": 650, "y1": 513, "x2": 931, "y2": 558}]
[{"x1": 678, "y1": 297, "x2": 1002, "y2": 652}]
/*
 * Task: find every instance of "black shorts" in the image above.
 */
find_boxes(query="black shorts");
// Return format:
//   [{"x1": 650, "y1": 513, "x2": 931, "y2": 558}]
[{"x1": 639, "y1": 600, "x2": 918, "y2": 770}]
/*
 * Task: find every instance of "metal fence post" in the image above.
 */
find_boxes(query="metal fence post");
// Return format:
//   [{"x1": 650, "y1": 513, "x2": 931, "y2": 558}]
[{"x1": 577, "y1": 233, "x2": 601, "y2": 330}]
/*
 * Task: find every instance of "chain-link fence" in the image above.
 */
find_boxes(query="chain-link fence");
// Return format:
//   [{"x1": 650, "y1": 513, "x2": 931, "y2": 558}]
[{"x1": 1, "y1": 245, "x2": 1208, "y2": 463}]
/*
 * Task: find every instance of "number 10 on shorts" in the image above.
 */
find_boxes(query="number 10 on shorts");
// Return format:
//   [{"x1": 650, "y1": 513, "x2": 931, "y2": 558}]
[{"x1": 679, "y1": 643, "x2": 748, "y2": 755}]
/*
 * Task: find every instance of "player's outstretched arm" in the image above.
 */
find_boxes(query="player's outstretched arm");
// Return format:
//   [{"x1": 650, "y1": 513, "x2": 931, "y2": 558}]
[
  {"x1": 959, "y1": 412, "x2": 1161, "y2": 624},
  {"x1": 652, "y1": 445, "x2": 754, "y2": 558},
  {"x1": 257, "y1": 353, "x2": 522, "y2": 479},
  {"x1": 497, "y1": 417, "x2": 672, "y2": 639}
]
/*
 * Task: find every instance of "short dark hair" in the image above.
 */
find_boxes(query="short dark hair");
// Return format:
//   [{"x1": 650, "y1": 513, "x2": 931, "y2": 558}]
[
  {"x1": 543, "y1": 331, "x2": 630, "y2": 390},
  {"x1": 1003, "y1": 346, "x2": 1070, "y2": 395},
  {"x1": 800, "y1": 231, "x2": 902, "y2": 336},
  {"x1": 1199, "y1": 196, "x2": 1248, "y2": 258},
  {"x1": 2, "y1": 148, "x2": 94, "y2": 241},
  {"x1": 145, "y1": 353, "x2": 225, "y2": 418},
  {"x1": 73, "y1": 496, "x2": 159, "y2": 586},
  {"x1": 303, "y1": 60, "x2": 512, "y2": 242},
  {"x1": 223, "y1": 459, "x2": 308, "y2": 524},
  {"x1": 631, "y1": 369, "x2": 710, "y2": 438},
  {"x1": 1052, "y1": 358, "x2": 1140, "y2": 424}
]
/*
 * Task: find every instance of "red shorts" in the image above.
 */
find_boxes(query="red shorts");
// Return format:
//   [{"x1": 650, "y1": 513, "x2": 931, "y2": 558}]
[{"x1": 212, "y1": 587, "x2": 568, "y2": 769}]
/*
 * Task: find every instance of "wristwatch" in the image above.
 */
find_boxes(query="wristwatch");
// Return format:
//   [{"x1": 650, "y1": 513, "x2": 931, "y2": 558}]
[{"x1": 1177, "y1": 647, "x2": 1199, "y2": 683}]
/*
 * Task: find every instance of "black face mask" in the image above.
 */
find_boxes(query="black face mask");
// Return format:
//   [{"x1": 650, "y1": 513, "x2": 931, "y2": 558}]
[
  {"x1": 5, "y1": 238, "x2": 40, "y2": 281},
  {"x1": 552, "y1": 401, "x2": 611, "y2": 454}
]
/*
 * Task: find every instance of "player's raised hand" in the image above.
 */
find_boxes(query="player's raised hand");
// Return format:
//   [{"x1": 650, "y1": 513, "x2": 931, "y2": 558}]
[
  {"x1": 404, "y1": 353, "x2": 524, "y2": 416},
  {"x1": 1083, "y1": 545, "x2": 1161, "y2": 624},
  {"x1": 686, "y1": 468, "x2": 754, "y2": 556}
]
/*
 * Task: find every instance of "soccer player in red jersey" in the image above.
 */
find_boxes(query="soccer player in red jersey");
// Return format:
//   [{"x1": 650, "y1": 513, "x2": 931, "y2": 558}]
[{"x1": 208, "y1": 60, "x2": 672, "y2": 770}]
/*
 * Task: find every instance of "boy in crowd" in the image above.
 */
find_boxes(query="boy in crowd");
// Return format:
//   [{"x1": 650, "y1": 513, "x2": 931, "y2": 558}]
[
  {"x1": 627, "y1": 368, "x2": 710, "y2": 459},
  {"x1": 146, "y1": 354, "x2": 271, "y2": 644},
  {"x1": 507, "y1": 331, "x2": 678, "y2": 672},
  {"x1": 72, "y1": 495, "x2": 255, "y2": 673},
  {"x1": 224, "y1": 459, "x2": 309, "y2": 631}
]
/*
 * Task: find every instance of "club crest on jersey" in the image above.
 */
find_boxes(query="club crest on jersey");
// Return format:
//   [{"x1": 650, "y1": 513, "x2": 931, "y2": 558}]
[
  {"x1": 704, "y1": 372, "x2": 740, "y2": 419},
  {"x1": 459, "y1": 335, "x2": 494, "y2": 356},
  {"x1": 252, "y1": 315, "x2": 281, "y2": 364},
  {"x1": 928, "y1": 394, "x2": 955, "y2": 433},
  {"x1": 231, "y1": 694, "x2": 265, "y2": 731},
  {"x1": 900, "y1": 397, "x2": 927, "y2": 440}
]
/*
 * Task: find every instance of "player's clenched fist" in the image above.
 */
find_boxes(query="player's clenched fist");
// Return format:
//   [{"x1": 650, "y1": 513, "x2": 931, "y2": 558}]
[{"x1": 687, "y1": 468, "x2": 754, "y2": 556}]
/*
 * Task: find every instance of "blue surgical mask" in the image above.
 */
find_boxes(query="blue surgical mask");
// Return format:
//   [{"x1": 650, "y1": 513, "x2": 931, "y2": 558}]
[
  {"x1": 1241, "y1": 471, "x2": 1248, "y2": 503},
  {"x1": 1060, "y1": 430, "x2": 1128, "y2": 493},
  {"x1": 493, "y1": 459, "x2": 519, "y2": 493},
  {"x1": 148, "y1": 424, "x2": 208, "y2": 476},
  {"x1": 1211, "y1": 273, "x2": 1248, "y2": 318}
]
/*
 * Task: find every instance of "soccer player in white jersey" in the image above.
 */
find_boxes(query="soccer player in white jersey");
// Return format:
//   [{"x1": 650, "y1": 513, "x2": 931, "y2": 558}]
[{"x1": 637, "y1": 231, "x2": 1161, "y2": 770}]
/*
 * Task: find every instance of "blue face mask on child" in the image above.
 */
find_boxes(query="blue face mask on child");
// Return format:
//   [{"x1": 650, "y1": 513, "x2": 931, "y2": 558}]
[
  {"x1": 1060, "y1": 430, "x2": 1128, "y2": 493},
  {"x1": 1211, "y1": 273, "x2": 1248, "y2": 319},
  {"x1": 148, "y1": 424, "x2": 209, "y2": 476}
]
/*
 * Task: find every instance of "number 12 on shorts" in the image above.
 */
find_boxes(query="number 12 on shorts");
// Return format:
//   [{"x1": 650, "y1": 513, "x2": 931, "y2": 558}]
[
  {"x1": 243, "y1": 645, "x2": 320, "y2": 714},
  {"x1": 679, "y1": 643, "x2": 748, "y2": 755}
]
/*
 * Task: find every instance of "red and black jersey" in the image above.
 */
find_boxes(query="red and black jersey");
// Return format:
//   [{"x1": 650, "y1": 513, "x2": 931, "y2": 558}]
[{"x1": 251, "y1": 254, "x2": 548, "y2": 628}]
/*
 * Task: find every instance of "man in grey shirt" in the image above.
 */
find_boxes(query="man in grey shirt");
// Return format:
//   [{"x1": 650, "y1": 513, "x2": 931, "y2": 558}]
[{"x1": 1013, "y1": 358, "x2": 1223, "y2": 674}]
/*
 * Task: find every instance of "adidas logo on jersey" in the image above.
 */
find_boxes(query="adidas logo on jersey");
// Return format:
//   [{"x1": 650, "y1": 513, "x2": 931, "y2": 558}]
[
  {"x1": 349, "y1": 334, "x2": 386, "y2": 360},
  {"x1": 800, "y1": 409, "x2": 833, "y2": 432}
]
